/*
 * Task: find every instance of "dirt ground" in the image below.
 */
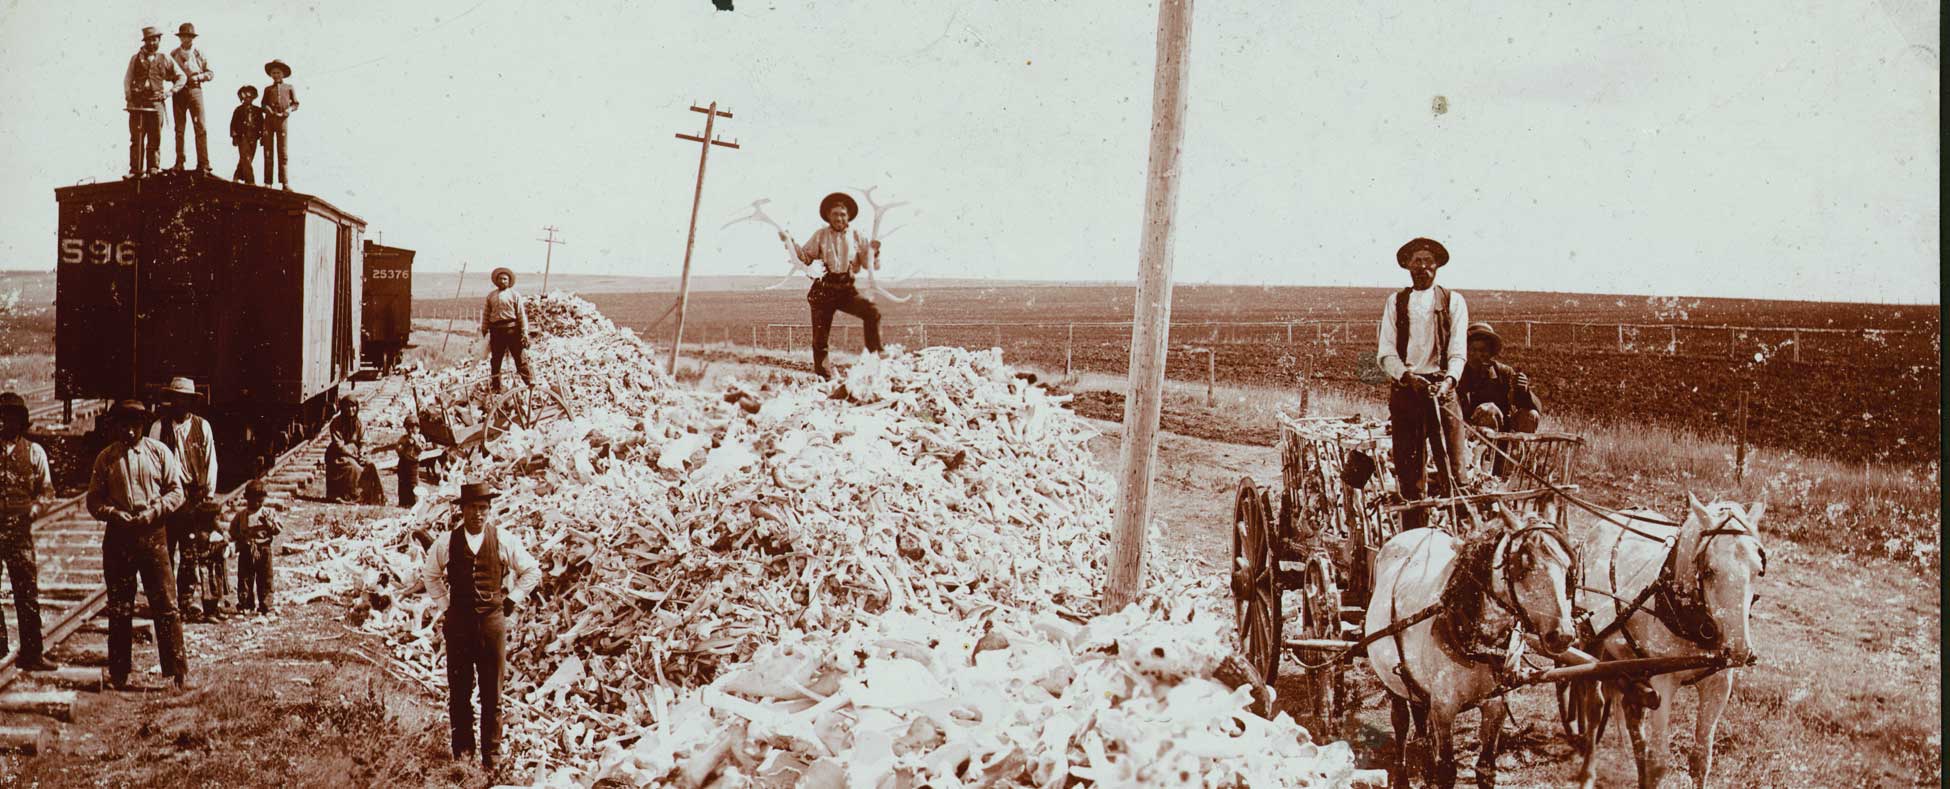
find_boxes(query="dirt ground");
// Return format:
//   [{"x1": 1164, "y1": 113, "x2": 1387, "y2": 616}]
[{"x1": 3, "y1": 353, "x2": 1937, "y2": 788}]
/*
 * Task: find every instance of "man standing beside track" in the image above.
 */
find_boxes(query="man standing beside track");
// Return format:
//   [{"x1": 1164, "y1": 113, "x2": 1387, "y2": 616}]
[
  {"x1": 0, "y1": 393, "x2": 59, "y2": 672},
  {"x1": 480, "y1": 268, "x2": 533, "y2": 394},
  {"x1": 87, "y1": 400, "x2": 191, "y2": 691},
  {"x1": 1375, "y1": 237, "x2": 1471, "y2": 530},
  {"x1": 150, "y1": 376, "x2": 219, "y2": 620},
  {"x1": 421, "y1": 482, "x2": 541, "y2": 775}
]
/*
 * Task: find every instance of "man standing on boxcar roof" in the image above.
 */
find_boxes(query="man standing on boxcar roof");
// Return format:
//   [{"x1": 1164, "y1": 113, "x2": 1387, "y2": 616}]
[
  {"x1": 0, "y1": 392, "x2": 60, "y2": 672},
  {"x1": 1375, "y1": 237, "x2": 1471, "y2": 530},
  {"x1": 123, "y1": 26, "x2": 183, "y2": 179},
  {"x1": 88, "y1": 400, "x2": 191, "y2": 691},
  {"x1": 150, "y1": 377, "x2": 219, "y2": 620},
  {"x1": 168, "y1": 23, "x2": 215, "y2": 173},
  {"x1": 480, "y1": 268, "x2": 533, "y2": 393}
]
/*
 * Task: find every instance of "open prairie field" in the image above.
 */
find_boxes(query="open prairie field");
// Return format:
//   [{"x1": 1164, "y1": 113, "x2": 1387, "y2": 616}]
[{"x1": 422, "y1": 283, "x2": 1941, "y2": 463}]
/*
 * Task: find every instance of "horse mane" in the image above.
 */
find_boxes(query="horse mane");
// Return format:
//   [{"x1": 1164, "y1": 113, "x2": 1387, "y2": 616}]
[{"x1": 1438, "y1": 534, "x2": 1508, "y2": 646}]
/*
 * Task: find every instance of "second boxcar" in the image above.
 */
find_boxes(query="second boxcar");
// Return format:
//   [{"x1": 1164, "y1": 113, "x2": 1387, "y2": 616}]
[{"x1": 361, "y1": 240, "x2": 415, "y2": 373}]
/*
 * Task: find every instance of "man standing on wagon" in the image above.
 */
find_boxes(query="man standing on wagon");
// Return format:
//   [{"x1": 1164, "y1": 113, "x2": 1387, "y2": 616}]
[
  {"x1": 1375, "y1": 237, "x2": 1471, "y2": 530},
  {"x1": 780, "y1": 192, "x2": 885, "y2": 379}
]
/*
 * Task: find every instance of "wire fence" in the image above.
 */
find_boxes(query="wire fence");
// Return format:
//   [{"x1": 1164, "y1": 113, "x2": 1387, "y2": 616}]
[{"x1": 727, "y1": 320, "x2": 1939, "y2": 368}]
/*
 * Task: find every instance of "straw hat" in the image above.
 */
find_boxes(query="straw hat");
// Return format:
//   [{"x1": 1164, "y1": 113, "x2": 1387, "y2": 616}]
[
  {"x1": 1395, "y1": 237, "x2": 1449, "y2": 268},
  {"x1": 818, "y1": 192, "x2": 859, "y2": 222}
]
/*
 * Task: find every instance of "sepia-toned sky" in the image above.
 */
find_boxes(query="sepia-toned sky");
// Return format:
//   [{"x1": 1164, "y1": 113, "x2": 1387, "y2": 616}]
[{"x1": 0, "y1": 1, "x2": 1938, "y2": 302}]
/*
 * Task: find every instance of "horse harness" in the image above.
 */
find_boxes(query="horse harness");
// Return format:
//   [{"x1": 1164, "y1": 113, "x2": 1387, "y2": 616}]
[
  {"x1": 1380, "y1": 525, "x2": 1575, "y2": 704},
  {"x1": 1582, "y1": 510, "x2": 1767, "y2": 685}
]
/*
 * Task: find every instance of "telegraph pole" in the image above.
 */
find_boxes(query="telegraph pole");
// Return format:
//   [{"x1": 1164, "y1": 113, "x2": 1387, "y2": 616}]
[
  {"x1": 539, "y1": 225, "x2": 566, "y2": 292},
  {"x1": 669, "y1": 101, "x2": 740, "y2": 374},
  {"x1": 1105, "y1": 0, "x2": 1194, "y2": 612}
]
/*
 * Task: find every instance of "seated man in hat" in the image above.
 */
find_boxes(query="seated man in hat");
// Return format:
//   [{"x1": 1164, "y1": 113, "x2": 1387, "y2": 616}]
[
  {"x1": 480, "y1": 268, "x2": 533, "y2": 393},
  {"x1": 150, "y1": 376, "x2": 219, "y2": 619},
  {"x1": 0, "y1": 392, "x2": 59, "y2": 671},
  {"x1": 781, "y1": 191, "x2": 885, "y2": 379},
  {"x1": 1375, "y1": 236, "x2": 1470, "y2": 530},
  {"x1": 1459, "y1": 321, "x2": 1544, "y2": 477},
  {"x1": 87, "y1": 400, "x2": 191, "y2": 690},
  {"x1": 420, "y1": 481, "x2": 542, "y2": 774},
  {"x1": 325, "y1": 397, "x2": 373, "y2": 503}
]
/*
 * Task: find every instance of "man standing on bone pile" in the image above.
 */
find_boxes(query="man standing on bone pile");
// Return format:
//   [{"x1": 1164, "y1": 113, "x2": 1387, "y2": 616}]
[{"x1": 782, "y1": 192, "x2": 886, "y2": 379}]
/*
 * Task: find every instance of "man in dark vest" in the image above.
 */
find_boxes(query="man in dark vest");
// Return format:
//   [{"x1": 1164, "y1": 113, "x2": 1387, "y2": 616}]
[
  {"x1": 1375, "y1": 237, "x2": 1471, "y2": 529},
  {"x1": 419, "y1": 482, "x2": 541, "y2": 773}
]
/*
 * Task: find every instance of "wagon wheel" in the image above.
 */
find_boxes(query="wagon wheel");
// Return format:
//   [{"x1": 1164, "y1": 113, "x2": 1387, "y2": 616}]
[
  {"x1": 1231, "y1": 477, "x2": 1282, "y2": 690},
  {"x1": 1293, "y1": 552, "x2": 1346, "y2": 730}
]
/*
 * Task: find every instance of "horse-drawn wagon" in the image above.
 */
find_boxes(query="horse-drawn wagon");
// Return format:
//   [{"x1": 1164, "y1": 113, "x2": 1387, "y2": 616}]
[{"x1": 1230, "y1": 408, "x2": 1758, "y2": 787}]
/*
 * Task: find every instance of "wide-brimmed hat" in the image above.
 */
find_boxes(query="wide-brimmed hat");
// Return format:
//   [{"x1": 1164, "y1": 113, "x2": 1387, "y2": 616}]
[
  {"x1": 490, "y1": 267, "x2": 516, "y2": 286},
  {"x1": 1466, "y1": 321, "x2": 1503, "y2": 354},
  {"x1": 141, "y1": 26, "x2": 163, "y2": 40},
  {"x1": 264, "y1": 59, "x2": 292, "y2": 77},
  {"x1": 456, "y1": 482, "x2": 499, "y2": 504},
  {"x1": 160, "y1": 376, "x2": 203, "y2": 401},
  {"x1": 0, "y1": 392, "x2": 28, "y2": 427},
  {"x1": 818, "y1": 192, "x2": 859, "y2": 222},
  {"x1": 176, "y1": 23, "x2": 198, "y2": 38},
  {"x1": 1396, "y1": 237, "x2": 1449, "y2": 268},
  {"x1": 105, "y1": 399, "x2": 151, "y2": 424}
]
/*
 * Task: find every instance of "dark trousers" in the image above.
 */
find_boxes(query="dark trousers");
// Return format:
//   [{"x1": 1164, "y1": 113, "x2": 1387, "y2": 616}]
[
  {"x1": 234, "y1": 136, "x2": 258, "y2": 184},
  {"x1": 262, "y1": 119, "x2": 289, "y2": 185},
  {"x1": 398, "y1": 459, "x2": 420, "y2": 507},
  {"x1": 166, "y1": 498, "x2": 216, "y2": 611},
  {"x1": 0, "y1": 514, "x2": 43, "y2": 662},
  {"x1": 488, "y1": 323, "x2": 531, "y2": 391},
  {"x1": 444, "y1": 610, "x2": 507, "y2": 762},
  {"x1": 171, "y1": 88, "x2": 209, "y2": 169},
  {"x1": 807, "y1": 278, "x2": 883, "y2": 377},
  {"x1": 195, "y1": 553, "x2": 229, "y2": 613},
  {"x1": 127, "y1": 110, "x2": 163, "y2": 174},
  {"x1": 1388, "y1": 379, "x2": 1466, "y2": 530},
  {"x1": 236, "y1": 545, "x2": 273, "y2": 611},
  {"x1": 103, "y1": 523, "x2": 187, "y2": 682}
]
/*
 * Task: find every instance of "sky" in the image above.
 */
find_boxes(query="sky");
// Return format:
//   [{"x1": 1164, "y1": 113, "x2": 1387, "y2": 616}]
[{"x1": 0, "y1": 1, "x2": 1938, "y2": 303}]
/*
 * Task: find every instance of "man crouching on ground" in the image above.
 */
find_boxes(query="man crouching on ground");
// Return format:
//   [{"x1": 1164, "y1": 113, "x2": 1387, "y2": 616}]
[{"x1": 420, "y1": 481, "x2": 540, "y2": 774}]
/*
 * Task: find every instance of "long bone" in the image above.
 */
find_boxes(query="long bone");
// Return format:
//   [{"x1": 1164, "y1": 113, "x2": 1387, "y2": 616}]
[
  {"x1": 851, "y1": 186, "x2": 914, "y2": 304},
  {"x1": 721, "y1": 198, "x2": 821, "y2": 289}
]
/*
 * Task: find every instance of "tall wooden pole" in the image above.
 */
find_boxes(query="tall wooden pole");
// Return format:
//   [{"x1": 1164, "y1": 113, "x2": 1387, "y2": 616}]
[
  {"x1": 1105, "y1": 0, "x2": 1194, "y2": 613},
  {"x1": 538, "y1": 225, "x2": 566, "y2": 292},
  {"x1": 669, "y1": 102, "x2": 740, "y2": 374}
]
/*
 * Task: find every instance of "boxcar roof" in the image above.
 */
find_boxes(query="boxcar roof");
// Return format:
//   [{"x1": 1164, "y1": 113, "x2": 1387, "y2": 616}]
[{"x1": 54, "y1": 172, "x2": 366, "y2": 227}]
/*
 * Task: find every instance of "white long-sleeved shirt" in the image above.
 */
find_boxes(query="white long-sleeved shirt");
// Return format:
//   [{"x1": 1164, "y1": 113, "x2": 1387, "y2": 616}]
[
  {"x1": 1376, "y1": 287, "x2": 1469, "y2": 381},
  {"x1": 794, "y1": 226, "x2": 874, "y2": 275},
  {"x1": 87, "y1": 437, "x2": 185, "y2": 525},
  {"x1": 481, "y1": 288, "x2": 529, "y2": 334},
  {"x1": 149, "y1": 414, "x2": 218, "y2": 493},
  {"x1": 421, "y1": 524, "x2": 543, "y2": 616}
]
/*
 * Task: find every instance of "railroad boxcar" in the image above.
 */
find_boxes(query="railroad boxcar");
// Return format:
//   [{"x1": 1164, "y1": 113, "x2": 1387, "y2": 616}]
[
  {"x1": 361, "y1": 240, "x2": 415, "y2": 373},
  {"x1": 53, "y1": 172, "x2": 365, "y2": 486}
]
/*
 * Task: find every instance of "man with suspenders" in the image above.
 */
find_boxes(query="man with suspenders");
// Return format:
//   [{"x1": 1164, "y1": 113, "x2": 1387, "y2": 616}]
[{"x1": 1375, "y1": 237, "x2": 1471, "y2": 530}]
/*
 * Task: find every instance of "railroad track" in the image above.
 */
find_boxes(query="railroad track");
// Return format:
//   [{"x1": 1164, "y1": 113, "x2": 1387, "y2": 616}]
[{"x1": 0, "y1": 374, "x2": 413, "y2": 753}]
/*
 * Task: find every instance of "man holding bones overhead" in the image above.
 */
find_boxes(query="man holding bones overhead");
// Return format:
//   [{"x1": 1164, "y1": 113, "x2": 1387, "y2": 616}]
[
  {"x1": 1375, "y1": 237, "x2": 1471, "y2": 530},
  {"x1": 781, "y1": 192, "x2": 885, "y2": 379}
]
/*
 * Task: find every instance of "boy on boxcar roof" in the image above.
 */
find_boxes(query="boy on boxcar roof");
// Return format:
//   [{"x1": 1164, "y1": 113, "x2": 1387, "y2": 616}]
[{"x1": 230, "y1": 84, "x2": 262, "y2": 184}]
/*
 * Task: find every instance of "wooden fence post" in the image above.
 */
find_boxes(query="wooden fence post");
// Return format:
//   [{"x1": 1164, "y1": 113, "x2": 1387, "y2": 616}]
[
  {"x1": 786, "y1": 326, "x2": 793, "y2": 352},
  {"x1": 1286, "y1": 321, "x2": 1293, "y2": 344},
  {"x1": 1205, "y1": 348, "x2": 1216, "y2": 408},
  {"x1": 993, "y1": 325, "x2": 1001, "y2": 350},
  {"x1": 1065, "y1": 323, "x2": 1075, "y2": 377},
  {"x1": 1735, "y1": 390, "x2": 1749, "y2": 485},
  {"x1": 1791, "y1": 330, "x2": 1801, "y2": 363},
  {"x1": 1525, "y1": 321, "x2": 1532, "y2": 349},
  {"x1": 1617, "y1": 324, "x2": 1625, "y2": 351},
  {"x1": 1669, "y1": 325, "x2": 1677, "y2": 355},
  {"x1": 1728, "y1": 326, "x2": 1736, "y2": 358}
]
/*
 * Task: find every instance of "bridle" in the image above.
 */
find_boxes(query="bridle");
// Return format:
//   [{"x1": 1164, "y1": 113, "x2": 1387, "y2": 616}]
[{"x1": 1488, "y1": 523, "x2": 1577, "y2": 637}]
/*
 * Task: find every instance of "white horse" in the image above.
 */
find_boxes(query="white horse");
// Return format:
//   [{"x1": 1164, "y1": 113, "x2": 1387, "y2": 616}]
[
  {"x1": 1366, "y1": 511, "x2": 1579, "y2": 788},
  {"x1": 1565, "y1": 494, "x2": 1767, "y2": 789}
]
